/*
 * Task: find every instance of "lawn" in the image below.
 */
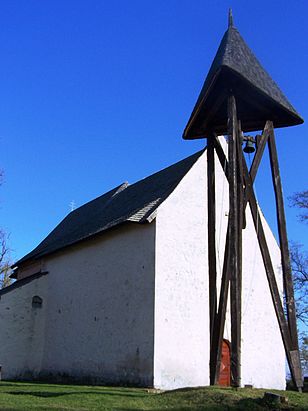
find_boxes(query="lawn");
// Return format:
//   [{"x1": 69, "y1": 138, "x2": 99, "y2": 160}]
[{"x1": 0, "y1": 381, "x2": 307, "y2": 411}]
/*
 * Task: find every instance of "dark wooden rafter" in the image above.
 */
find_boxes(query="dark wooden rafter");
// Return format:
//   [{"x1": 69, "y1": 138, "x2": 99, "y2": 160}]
[{"x1": 207, "y1": 134, "x2": 217, "y2": 362}]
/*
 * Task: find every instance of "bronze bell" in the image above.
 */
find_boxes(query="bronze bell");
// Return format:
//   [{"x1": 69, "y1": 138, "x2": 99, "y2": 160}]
[{"x1": 243, "y1": 140, "x2": 255, "y2": 153}]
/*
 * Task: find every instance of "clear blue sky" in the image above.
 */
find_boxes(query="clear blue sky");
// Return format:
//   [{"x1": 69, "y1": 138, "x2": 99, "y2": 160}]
[{"x1": 0, "y1": 0, "x2": 307, "y2": 262}]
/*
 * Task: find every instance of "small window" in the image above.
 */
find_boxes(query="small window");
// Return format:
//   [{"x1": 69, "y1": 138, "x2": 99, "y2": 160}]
[{"x1": 32, "y1": 295, "x2": 43, "y2": 308}]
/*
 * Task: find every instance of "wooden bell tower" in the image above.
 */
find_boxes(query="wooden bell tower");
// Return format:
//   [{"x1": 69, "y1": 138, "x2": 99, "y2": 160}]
[{"x1": 183, "y1": 10, "x2": 303, "y2": 391}]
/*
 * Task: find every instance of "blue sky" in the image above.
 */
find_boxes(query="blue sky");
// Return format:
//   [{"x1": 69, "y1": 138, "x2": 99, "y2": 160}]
[{"x1": 0, "y1": 0, "x2": 307, "y2": 262}]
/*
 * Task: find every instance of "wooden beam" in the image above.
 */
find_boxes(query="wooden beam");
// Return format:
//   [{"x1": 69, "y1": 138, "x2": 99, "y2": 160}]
[
  {"x1": 268, "y1": 129, "x2": 302, "y2": 388},
  {"x1": 249, "y1": 121, "x2": 272, "y2": 182},
  {"x1": 236, "y1": 120, "x2": 244, "y2": 372},
  {"x1": 228, "y1": 95, "x2": 241, "y2": 387},
  {"x1": 241, "y1": 152, "x2": 303, "y2": 390},
  {"x1": 207, "y1": 134, "x2": 217, "y2": 372}
]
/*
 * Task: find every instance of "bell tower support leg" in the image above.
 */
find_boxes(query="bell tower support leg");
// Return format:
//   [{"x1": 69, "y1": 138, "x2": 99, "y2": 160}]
[
  {"x1": 207, "y1": 134, "x2": 217, "y2": 384},
  {"x1": 267, "y1": 127, "x2": 303, "y2": 389},
  {"x1": 241, "y1": 151, "x2": 303, "y2": 391},
  {"x1": 228, "y1": 95, "x2": 241, "y2": 387}
]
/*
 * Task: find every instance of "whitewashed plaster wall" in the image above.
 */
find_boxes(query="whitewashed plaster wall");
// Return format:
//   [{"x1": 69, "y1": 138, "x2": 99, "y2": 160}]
[
  {"x1": 40, "y1": 223, "x2": 156, "y2": 385},
  {"x1": 240, "y1": 209, "x2": 285, "y2": 389},
  {"x1": 0, "y1": 223, "x2": 155, "y2": 385},
  {"x1": 0, "y1": 274, "x2": 48, "y2": 380},
  {"x1": 154, "y1": 142, "x2": 285, "y2": 390},
  {"x1": 154, "y1": 152, "x2": 210, "y2": 390}
]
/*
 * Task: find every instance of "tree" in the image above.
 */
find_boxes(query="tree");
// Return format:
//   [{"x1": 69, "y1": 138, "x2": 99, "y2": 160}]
[
  {"x1": 0, "y1": 230, "x2": 12, "y2": 288},
  {"x1": 0, "y1": 171, "x2": 12, "y2": 288},
  {"x1": 288, "y1": 189, "x2": 308, "y2": 325},
  {"x1": 298, "y1": 332, "x2": 308, "y2": 378},
  {"x1": 288, "y1": 189, "x2": 308, "y2": 377},
  {"x1": 289, "y1": 190, "x2": 308, "y2": 223},
  {"x1": 290, "y1": 242, "x2": 308, "y2": 325}
]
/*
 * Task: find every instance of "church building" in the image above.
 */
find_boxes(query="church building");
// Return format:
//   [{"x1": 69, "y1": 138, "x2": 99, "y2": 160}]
[{"x1": 0, "y1": 12, "x2": 303, "y2": 391}]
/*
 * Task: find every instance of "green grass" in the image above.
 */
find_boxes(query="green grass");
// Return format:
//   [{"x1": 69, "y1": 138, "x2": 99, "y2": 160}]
[{"x1": 0, "y1": 382, "x2": 307, "y2": 411}]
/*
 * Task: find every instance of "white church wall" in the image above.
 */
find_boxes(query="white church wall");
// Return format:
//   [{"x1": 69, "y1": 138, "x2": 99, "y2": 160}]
[
  {"x1": 240, "y1": 208, "x2": 285, "y2": 389},
  {"x1": 40, "y1": 223, "x2": 156, "y2": 386},
  {"x1": 154, "y1": 140, "x2": 285, "y2": 390},
  {"x1": 154, "y1": 152, "x2": 210, "y2": 390},
  {"x1": 0, "y1": 274, "x2": 48, "y2": 380}
]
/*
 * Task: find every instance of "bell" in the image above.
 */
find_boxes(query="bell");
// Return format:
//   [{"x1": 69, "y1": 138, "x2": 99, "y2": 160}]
[{"x1": 243, "y1": 140, "x2": 255, "y2": 153}]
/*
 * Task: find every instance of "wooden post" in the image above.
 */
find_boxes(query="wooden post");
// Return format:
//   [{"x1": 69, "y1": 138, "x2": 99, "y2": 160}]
[
  {"x1": 268, "y1": 128, "x2": 302, "y2": 389},
  {"x1": 207, "y1": 134, "x2": 217, "y2": 384},
  {"x1": 228, "y1": 95, "x2": 241, "y2": 387},
  {"x1": 236, "y1": 120, "x2": 244, "y2": 377}
]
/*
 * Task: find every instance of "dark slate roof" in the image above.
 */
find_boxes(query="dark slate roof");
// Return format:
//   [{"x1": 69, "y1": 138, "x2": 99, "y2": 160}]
[
  {"x1": 14, "y1": 149, "x2": 204, "y2": 267},
  {"x1": 183, "y1": 22, "x2": 303, "y2": 139}
]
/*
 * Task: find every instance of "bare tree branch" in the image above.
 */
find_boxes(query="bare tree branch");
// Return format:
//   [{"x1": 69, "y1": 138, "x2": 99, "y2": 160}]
[
  {"x1": 0, "y1": 229, "x2": 12, "y2": 288},
  {"x1": 298, "y1": 332, "x2": 308, "y2": 377},
  {"x1": 0, "y1": 171, "x2": 13, "y2": 288},
  {"x1": 290, "y1": 243, "x2": 308, "y2": 325},
  {"x1": 288, "y1": 190, "x2": 308, "y2": 223},
  {"x1": 0, "y1": 229, "x2": 9, "y2": 265}
]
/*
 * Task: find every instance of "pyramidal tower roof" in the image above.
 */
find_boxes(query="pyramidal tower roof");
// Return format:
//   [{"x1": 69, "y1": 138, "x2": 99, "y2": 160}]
[{"x1": 183, "y1": 10, "x2": 303, "y2": 139}]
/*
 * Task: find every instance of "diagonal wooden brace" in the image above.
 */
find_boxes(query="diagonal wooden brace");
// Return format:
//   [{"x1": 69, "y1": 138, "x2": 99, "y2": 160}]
[{"x1": 241, "y1": 152, "x2": 303, "y2": 390}]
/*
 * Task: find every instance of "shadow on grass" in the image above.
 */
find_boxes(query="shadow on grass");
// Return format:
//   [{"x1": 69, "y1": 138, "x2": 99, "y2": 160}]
[
  {"x1": 130, "y1": 407, "x2": 265, "y2": 411},
  {"x1": 5, "y1": 390, "x2": 148, "y2": 399},
  {"x1": 114, "y1": 401, "x2": 305, "y2": 411}
]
